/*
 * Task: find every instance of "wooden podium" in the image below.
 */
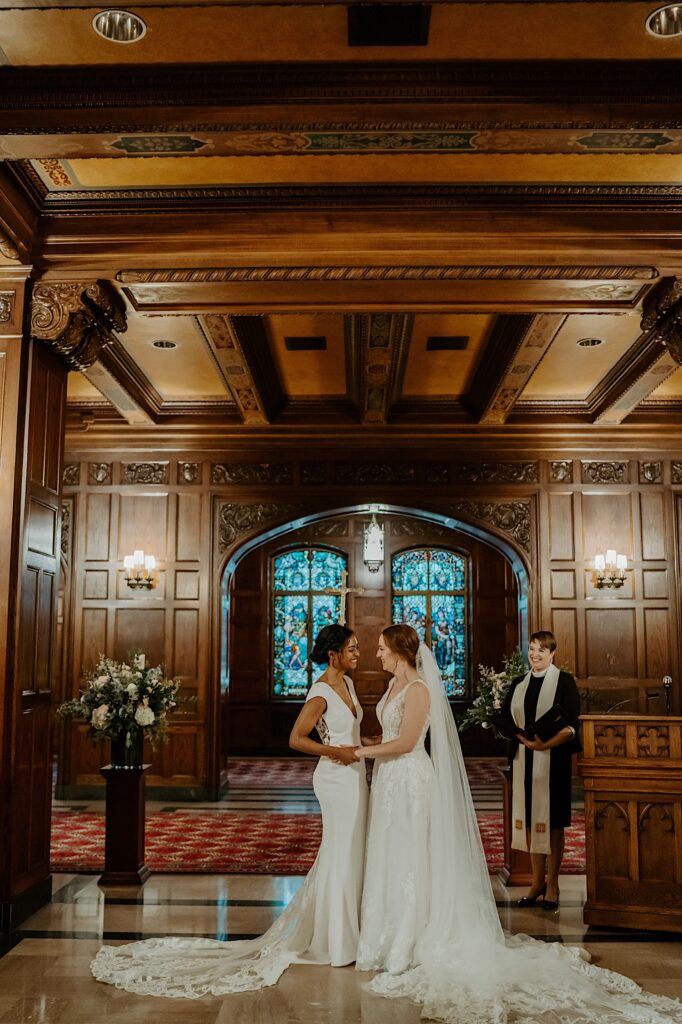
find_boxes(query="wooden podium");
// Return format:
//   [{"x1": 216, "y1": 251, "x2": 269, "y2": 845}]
[{"x1": 579, "y1": 715, "x2": 682, "y2": 932}]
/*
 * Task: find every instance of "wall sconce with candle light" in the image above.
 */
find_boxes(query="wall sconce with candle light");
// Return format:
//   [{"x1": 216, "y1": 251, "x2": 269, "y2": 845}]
[
  {"x1": 593, "y1": 549, "x2": 629, "y2": 589},
  {"x1": 123, "y1": 549, "x2": 156, "y2": 590}
]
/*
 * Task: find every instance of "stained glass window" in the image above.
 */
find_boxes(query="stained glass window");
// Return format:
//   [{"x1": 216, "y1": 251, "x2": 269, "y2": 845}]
[
  {"x1": 272, "y1": 547, "x2": 348, "y2": 698},
  {"x1": 392, "y1": 548, "x2": 468, "y2": 697}
]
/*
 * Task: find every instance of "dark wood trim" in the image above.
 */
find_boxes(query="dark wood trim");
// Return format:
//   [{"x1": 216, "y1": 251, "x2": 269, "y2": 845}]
[
  {"x1": 228, "y1": 316, "x2": 286, "y2": 423},
  {"x1": 3, "y1": 61, "x2": 682, "y2": 124},
  {"x1": 463, "y1": 314, "x2": 534, "y2": 422}
]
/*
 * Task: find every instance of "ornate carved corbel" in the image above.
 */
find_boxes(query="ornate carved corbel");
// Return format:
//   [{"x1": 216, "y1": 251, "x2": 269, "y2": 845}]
[
  {"x1": 31, "y1": 280, "x2": 127, "y2": 370},
  {"x1": 640, "y1": 277, "x2": 682, "y2": 363},
  {"x1": 0, "y1": 227, "x2": 19, "y2": 261}
]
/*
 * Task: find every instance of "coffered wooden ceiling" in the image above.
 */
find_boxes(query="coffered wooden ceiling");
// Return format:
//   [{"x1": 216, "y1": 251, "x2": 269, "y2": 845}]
[{"x1": 1, "y1": 0, "x2": 682, "y2": 439}]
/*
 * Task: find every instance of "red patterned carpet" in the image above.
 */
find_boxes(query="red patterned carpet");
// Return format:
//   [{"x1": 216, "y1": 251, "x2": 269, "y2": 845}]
[
  {"x1": 50, "y1": 809, "x2": 585, "y2": 875},
  {"x1": 225, "y1": 757, "x2": 508, "y2": 788}
]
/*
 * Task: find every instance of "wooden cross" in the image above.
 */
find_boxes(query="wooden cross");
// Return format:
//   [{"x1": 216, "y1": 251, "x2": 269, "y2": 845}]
[{"x1": 323, "y1": 569, "x2": 364, "y2": 626}]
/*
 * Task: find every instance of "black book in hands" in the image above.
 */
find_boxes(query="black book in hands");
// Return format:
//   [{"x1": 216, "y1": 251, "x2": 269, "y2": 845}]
[{"x1": 492, "y1": 704, "x2": 571, "y2": 743}]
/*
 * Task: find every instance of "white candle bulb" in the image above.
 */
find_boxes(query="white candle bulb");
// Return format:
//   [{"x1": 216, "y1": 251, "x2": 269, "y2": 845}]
[
  {"x1": 594, "y1": 554, "x2": 606, "y2": 571},
  {"x1": 616, "y1": 554, "x2": 627, "y2": 570},
  {"x1": 605, "y1": 549, "x2": 617, "y2": 565},
  {"x1": 144, "y1": 555, "x2": 156, "y2": 571},
  {"x1": 123, "y1": 554, "x2": 134, "y2": 570},
  {"x1": 133, "y1": 549, "x2": 144, "y2": 565}
]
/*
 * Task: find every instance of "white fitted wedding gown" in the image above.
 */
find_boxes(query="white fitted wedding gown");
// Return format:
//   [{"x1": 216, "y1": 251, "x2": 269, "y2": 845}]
[
  {"x1": 355, "y1": 647, "x2": 682, "y2": 1024},
  {"x1": 91, "y1": 675, "x2": 367, "y2": 996}
]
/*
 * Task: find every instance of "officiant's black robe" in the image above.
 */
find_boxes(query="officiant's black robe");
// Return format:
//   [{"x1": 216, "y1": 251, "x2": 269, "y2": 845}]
[{"x1": 499, "y1": 671, "x2": 582, "y2": 828}]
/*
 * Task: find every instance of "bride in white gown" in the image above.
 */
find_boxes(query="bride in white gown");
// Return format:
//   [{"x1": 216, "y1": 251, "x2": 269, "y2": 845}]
[
  {"x1": 91, "y1": 623, "x2": 367, "y2": 996},
  {"x1": 354, "y1": 623, "x2": 682, "y2": 1024}
]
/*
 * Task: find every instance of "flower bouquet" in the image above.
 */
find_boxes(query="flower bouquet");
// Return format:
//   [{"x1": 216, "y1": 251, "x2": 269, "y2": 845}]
[
  {"x1": 57, "y1": 651, "x2": 181, "y2": 766},
  {"x1": 458, "y1": 648, "x2": 526, "y2": 736}
]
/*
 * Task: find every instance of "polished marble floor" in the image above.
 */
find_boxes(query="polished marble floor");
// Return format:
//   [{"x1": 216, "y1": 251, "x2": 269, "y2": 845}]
[{"x1": 2, "y1": 873, "x2": 682, "y2": 1024}]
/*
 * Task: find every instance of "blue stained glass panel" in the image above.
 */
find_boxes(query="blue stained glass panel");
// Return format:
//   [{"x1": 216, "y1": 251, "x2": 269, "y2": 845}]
[
  {"x1": 273, "y1": 594, "x2": 309, "y2": 698},
  {"x1": 429, "y1": 549, "x2": 465, "y2": 592},
  {"x1": 392, "y1": 594, "x2": 427, "y2": 641},
  {"x1": 274, "y1": 550, "x2": 310, "y2": 592},
  {"x1": 431, "y1": 592, "x2": 466, "y2": 696},
  {"x1": 311, "y1": 550, "x2": 346, "y2": 592},
  {"x1": 392, "y1": 550, "x2": 428, "y2": 593},
  {"x1": 312, "y1": 595, "x2": 341, "y2": 638}
]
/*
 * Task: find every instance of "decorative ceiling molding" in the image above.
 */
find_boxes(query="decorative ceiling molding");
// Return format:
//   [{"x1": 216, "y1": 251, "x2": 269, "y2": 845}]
[
  {"x1": 641, "y1": 277, "x2": 682, "y2": 365},
  {"x1": 198, "y1": 314, "x2": 283, "y2": 424},
  {"x1": 348, "y1": 313, "x2": 414, "y2": 424},
  {"x1": 117, "y1": 265, "x2": 658, "y2": 285},
  {"x1": 3, "y1": 62, "x2": 682, "y2": 118},
  {"x1": 31, "y1": 280, "x2": 127, "y2": 371},
  {"x1": 464, "y1": 314, "x2": 566, "y2": 425},
  {"x1": 81, "y1": 361, "x2": 154, "y2": 426}
]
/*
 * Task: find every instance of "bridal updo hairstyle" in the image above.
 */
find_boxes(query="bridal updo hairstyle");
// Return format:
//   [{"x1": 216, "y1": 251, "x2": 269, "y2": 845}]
[
  {"x1": 311, "y1": 624, "x2": 354, "y2": 666},
  {"x1": 382, "y1": 623, "x2": 419, "y2": 667}
]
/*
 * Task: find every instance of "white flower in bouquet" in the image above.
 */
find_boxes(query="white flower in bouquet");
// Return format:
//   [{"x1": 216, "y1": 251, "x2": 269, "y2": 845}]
[
  {"x1": 135, "y1": 705, "x2": 155, "y2": 727},
  {"x1": 134, "y1": 653, "x2": 146, "y2": 670},
  {"x1": 126, "y1": 683, "x2": 139, "y2": 699},
  {"x1": 91, "y1": 704, "x2": 110, "y2": 729},
  {"x1": 93, "y1": 675, "x2": 108, "y2": 689}
]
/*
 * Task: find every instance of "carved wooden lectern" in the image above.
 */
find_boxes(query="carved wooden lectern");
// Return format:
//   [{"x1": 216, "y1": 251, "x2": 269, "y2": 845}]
[{"x1": 579, "y1": 715, "x2": 682, "y2": 932}]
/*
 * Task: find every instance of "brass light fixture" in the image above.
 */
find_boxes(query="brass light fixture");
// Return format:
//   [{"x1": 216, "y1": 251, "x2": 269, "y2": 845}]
[
  {"x1": 123, "y1": 550, "x2": 156, "y2": 589},
  {"x1": 593, "y1": 550, "x2": 628, "y2": 589},
  {"x1": 363, "y1": 511, "x2": 385, "y2": 573}
]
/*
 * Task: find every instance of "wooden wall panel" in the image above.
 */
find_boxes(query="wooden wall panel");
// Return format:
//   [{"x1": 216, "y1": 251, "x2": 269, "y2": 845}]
[
  {"x1": 643, "y1": 570, "x2": 668, "y2": 600},
  {"x1": 585, "y1": 608, "x2": 637, "y2": 678},
  {"x1": 80, "y1": 607, "x2": 108, "y2": 670},
  {"x1": 176, "y1": 493, "x2": 201, "y2": 562},
  {"x1": 643, "y1": 608, "x2": 671, "y2": 679},
  {"x1": 173, "y1": 609, "x2": 199, "y2": 679},
  {"x1": 582, "y1": 493, "x2": 633, "y2": 566},
  {"x1": 640, "y1": 492, "x2": 666, "y2": 561},
  {"x1": 114, "y1": 608, "x2": 165, "y2": 666},
  {"x1": 551, "y1": 570, "x2": 575, "y2": 600},
  {"x1": 548, "y1": 493, "x2": 574, "y2": 561},
  {"x1": 550, "y1": 608, "x2": 578, "y2": 672},
  {"x1": 118, "y1": 494, "x2": 168, "y2": 563},
  {"x1": 84, "y1": 494, "x2": 111, "y2": 561}
]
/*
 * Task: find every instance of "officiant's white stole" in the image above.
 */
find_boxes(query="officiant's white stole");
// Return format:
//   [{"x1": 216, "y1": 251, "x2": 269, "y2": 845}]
[{"x1": 510, "y1": 663, "x2": 560, "y2": 855}]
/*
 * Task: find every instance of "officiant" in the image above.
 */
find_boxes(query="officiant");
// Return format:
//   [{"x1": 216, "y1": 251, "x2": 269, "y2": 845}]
[{"x1": 498, "y1": 630, "x2": 581, "y2": 911}]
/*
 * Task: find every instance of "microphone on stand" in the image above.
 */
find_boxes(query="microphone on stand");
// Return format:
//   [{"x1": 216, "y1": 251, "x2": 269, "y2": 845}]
[{"x1": 663, "y1": 676, "x2": 673, "y2": 716}]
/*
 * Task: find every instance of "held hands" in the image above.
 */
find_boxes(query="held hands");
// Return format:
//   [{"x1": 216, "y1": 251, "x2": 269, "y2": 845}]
[{"x1": 328, "y1": 745, "x2": 359, "y2": 766}]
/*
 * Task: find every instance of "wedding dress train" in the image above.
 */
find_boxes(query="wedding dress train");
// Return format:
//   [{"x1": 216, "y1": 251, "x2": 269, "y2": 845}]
[
  {"x1": 356, "y1": 646, "x2": 682, "y2": 1024},
  {"x1": 91, "y1": 676, "x2": 367, "y2": 997}
]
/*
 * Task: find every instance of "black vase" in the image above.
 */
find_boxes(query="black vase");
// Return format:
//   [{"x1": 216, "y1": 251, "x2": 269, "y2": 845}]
[{"x1": 110, "y1": 730, "x2": 144, "y2": 768}]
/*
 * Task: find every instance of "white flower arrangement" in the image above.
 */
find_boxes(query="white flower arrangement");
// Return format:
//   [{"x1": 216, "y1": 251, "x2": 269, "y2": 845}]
[
  {"x1": 57, "y1": 650, "x2": 184, "y2": 752},
  {"x1": 458, "y1": 649, "x2": 526, "y2": 736}
]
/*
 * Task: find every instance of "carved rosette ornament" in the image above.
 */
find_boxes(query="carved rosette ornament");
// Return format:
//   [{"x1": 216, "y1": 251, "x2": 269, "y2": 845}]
[
  {"x1": 581, "y1": 461, "x2": 628, "y2": 484},
  {"x1": 0, "y1": 292, "x2": 13, "y2": 324},
  {"x1": 62, "y1": 463, "x2": 81, "y2": 486},
  {"x1": 639, "y1": 461, "x2": 662, "y2": 484},
  {"x1": 640, "y1": 276, "x2": 682, "y2": 364},
  {"x1": 31, "y1": 280, "x2": 127, "y2": 371},
  {"x1": 673, "y1": 463, "x2": 682, "y2": 485},
  {"x1": 212, "y1": 462, "x2": 293, "y2": 485},
  {"x1": 60, "y1": 500, "x2": 71, "y2": 561},
  {"x1": 218, "y1": 502, "x2": 300, "y2": 550},
  {"x1": 88, "y1": 462, "x2": 112, "y2": 485},
  {"x1": 178, "y1": 462, "x2": 201, "y2": 484},
  {"x1": 122, "y1": 463, "x2": 169, "y2": 485},
  {"x1": 452, "y1": 462, "x2": 539, "y2": 484},
  {"x1": 550, "y1": 461, "x2": 573, "y2": 483},
  {"x1": 450, "y1": 501, "x2": 531, "y2": 554}
]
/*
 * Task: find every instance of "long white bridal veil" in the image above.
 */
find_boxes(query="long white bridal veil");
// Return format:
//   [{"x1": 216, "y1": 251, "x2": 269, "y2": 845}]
[{"x1": 368, "y1": 643, "x2": 682, "y2": 1024}]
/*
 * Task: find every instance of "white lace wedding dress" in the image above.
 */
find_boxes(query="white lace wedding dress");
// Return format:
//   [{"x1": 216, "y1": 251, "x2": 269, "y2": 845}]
[
  {"x1": 356, "y1": 651, "x2": 682, "y2": 1024},
  {"x1": 91, "y1": 675, "x2": 367, "y2": 996}
]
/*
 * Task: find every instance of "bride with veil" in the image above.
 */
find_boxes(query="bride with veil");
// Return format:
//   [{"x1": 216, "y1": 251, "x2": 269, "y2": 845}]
[
  {"x1": 92, "y1": 621, "x2": 682, "y2": 1023},
  {"x1": 354, "y1": 624, "x2": 682, "y2": 1024}
]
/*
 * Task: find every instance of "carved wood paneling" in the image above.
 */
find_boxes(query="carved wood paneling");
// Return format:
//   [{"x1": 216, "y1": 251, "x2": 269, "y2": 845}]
[
  {"x1": 585, "y1": 608, "x2": 637, "y2": 677},
  {"x1": 31, "y1": 281, "x2": 127, "y2": 372},
  {"x1": 640, "y1": 491, "x2": 666, "y2": 561},
  {"x1": 451, "y1": 500, "x2": 531, "y2": 554},
  {"x1": 452, "y1": 462, "x2": 538, "y2": 483},
  {"x1": 581, "y1": 461, "x2": 629, "y2": 484},
  {"x1": 211, "y1": 462, "x2": 293, "y2": 485},
  {"x1": 121, "y1": 462, "x2": 169, "y2": 485},
  {"x1": 548, "y1": 493, "x2": 575, "y2": 561}
]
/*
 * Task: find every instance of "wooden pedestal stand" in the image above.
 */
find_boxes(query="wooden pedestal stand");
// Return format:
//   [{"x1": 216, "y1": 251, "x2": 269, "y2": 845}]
[
  {"x1": 99, "y1": 764, "x2": 151, "y2": 886},
  {"x1": 496, "y1": 764, "x2": 533, "y2": 886}
]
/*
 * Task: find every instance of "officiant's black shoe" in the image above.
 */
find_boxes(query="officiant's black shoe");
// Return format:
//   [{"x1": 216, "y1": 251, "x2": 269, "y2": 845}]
[{"x1": 518, "y1": 884, "x2": 546, "y2": 907}]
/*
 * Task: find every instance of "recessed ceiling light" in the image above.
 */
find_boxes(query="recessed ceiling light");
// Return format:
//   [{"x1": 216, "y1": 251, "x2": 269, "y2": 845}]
[
  {"x1": 646, "y1": 3, "x2": 682, "y2": 35},
  {"x1": 152, "y1": 340, "x2": 177, "y2": 349},
  {"x1": 92, "y1": 9, "x2": 147, "y2": 43},
  {"x1": 577, "y1": 338, "x2": 604, "y2": 347}
]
